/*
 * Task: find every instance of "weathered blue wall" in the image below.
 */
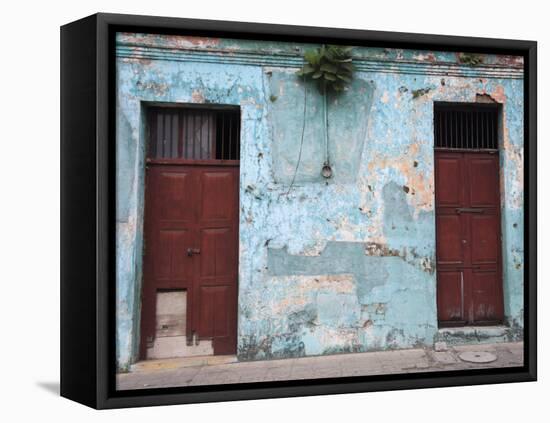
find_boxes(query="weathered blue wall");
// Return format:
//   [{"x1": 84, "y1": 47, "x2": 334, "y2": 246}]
[{"x1": 115, "y1": 33, "x2": 524, "y2": 370}]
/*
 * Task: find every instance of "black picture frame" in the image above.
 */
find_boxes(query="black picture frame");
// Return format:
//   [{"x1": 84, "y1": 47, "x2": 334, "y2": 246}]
[{"x1": 60, "y1": 12, "x2": 537, "y2": 409}]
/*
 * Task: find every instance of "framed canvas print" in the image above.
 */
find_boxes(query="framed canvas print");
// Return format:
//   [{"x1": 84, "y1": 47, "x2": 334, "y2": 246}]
[{"x1": 60, "y1": 13, "x2": 537, "y2": 409}]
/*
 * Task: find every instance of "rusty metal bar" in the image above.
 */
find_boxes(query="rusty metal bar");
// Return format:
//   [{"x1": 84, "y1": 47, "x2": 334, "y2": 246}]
[
  {"x1": 237, "y1": 114, "x2": 241, "y2": 160},
  {"x1": 185, "y1": 113, "x2": 191, "y2": 159},
  {"x1": 156, "y1": 112, "x2": 163, "y2": 158},
  {"x1": 229, "y1": 113, "x2": 233, "y2": 160},
  {"x1": 221, "y1": 111, "x2": 225, "y2": 160},
  {"x1": 469, "y1": 111, "x2": 473, "y2": 149},
  {"x1": 485, "y1": 113, "x2": 491, "y2": 148},
  {"x1": 171, "y1": 112, "x2": 178, "y2": 158},
  {"x1": 201, "y1": 113, "x2": 204, "y2": 159},
  {"x1": 164, "y1": 112, "x2": 171, "y2": 158}
]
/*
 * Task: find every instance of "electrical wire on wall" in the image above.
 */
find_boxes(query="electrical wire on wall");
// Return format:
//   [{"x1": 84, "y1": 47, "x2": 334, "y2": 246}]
[
  {"x1": 321, "y1": 86, "x2": 332, "y2": 179},
  {"x1": 284, "y1": 72, "x2": 308, "y2": 197}
]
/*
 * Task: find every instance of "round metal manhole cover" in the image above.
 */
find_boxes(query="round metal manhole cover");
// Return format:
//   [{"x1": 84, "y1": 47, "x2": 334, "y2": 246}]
[{"x1": 458, "y1": 351, "x2": 497, "y2": 363}]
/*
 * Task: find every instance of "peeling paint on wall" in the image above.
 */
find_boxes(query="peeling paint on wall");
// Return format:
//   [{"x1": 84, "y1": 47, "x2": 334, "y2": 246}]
[{"x1": 115, "y1": 33, "x2": 524, "y2": 369}]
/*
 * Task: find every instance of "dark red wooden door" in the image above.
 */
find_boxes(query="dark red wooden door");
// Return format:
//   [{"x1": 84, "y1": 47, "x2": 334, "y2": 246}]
[
  {"x1": 140, "y1": 164, "x2": 239, "y2": 358},
  {"x1": 435, "y1": 151, "x2": 503, "y2": 326}
]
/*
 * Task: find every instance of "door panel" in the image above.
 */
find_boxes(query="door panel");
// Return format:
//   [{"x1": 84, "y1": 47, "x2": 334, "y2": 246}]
[
  {"x1": 141, "y1": 164, "x2": 239, "y2": 358},
  {"x1": 194, "y1": 168, "x2": 239, "y2": 354},
  {"x1": 470, "y1": 214, "x2": 499, "y2": 265},
  {"x1": 436, "y1": 270, "x2": 465, "y2": 323},
  {"x1": 140, "y1": 168, "x2": 197, "y2": 358},
  {"x1": 198, "y1": 286, "x2": 229, "y2": 337},
  {"x1": 200, "y1": 228, "x2": 234, "y2": 278},
  {"x1": 435, "y1": 155, "x2": 464, "y2": 206},
  {"x1": 471, "y1": 269, "x2": 502, "y2": 322},
  {"x1": 155, "y1": 229, "x2": 194, "y2": 281},
  {"x1": 435, "y1": 151, "x2": 503, "y2": 326},
  {"x1": 468, "y1": 156, "x2": 499, "y2": 207},
  {"x1": 436, "y1": 214, "x2": 465, "y2": 265},
  {"x1": 158, "y1": 171, "x2": 195, "y2": 221},
  {"x1": 200, "y1": 171, "x2": 237, "y2": 221}
]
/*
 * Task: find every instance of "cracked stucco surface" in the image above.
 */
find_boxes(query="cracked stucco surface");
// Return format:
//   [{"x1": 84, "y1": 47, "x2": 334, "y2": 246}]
[{"x1": 115, "y1": 33, "x2": 524, "y2": 370}]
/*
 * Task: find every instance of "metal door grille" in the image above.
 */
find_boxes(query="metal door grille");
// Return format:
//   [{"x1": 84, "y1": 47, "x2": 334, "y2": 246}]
[
  {"x1": 434, "y1": 104, "x2": 499, "y2": 150},
  {"x1": 148, "y1": 106, "x2": 241, "y2": 160}
]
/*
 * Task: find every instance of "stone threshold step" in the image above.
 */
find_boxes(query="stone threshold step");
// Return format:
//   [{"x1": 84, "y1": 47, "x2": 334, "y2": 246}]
[
  {"x1": 131, "y1": 355, "x2": 238, "y2": 372},
  {"x1": 434, "y1": 325, "x2": 522, "y2": 346},
  {"x1": 439, "y1": 325, "x2": 508, "y2": 335}
]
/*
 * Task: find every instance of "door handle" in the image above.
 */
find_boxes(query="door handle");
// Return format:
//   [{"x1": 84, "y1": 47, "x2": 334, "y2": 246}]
[
  {"x1": 187, "y1": 248, "x2": 201, "y2": 257},
  {"x1": 456, "y1": 207, "x2": 484, "y2": 214}
]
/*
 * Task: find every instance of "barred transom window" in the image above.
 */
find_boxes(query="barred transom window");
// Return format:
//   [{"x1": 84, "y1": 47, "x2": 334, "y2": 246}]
[
  {"x1": 434, "y1": 103, "x2": 499, "y2": 150},
  {"x1": 147, "y1": 106, "x2": 241, "y2": 160}
]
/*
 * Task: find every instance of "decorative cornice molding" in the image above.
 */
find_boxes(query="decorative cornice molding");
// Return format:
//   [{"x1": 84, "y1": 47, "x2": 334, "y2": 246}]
[{"x1": 116, "y1": 42, "x2": 524, "y2": 80}]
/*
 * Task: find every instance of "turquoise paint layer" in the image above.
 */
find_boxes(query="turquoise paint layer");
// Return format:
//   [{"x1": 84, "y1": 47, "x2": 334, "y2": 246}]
[{"x1": 115, "y1": 33, "x2": 524, "y2": 369}]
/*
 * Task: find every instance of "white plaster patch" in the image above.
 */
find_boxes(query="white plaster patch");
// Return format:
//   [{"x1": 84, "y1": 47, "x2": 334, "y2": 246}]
[
  {"x1": 333, "y1": 215, "x2": 362, "y2": 242},
  {"x1": 313, "y1": 326, "x2": 359, "y2": 350},
  {"x1": 191, "y1": 89, "x2": 205, "y2": 103},
  {"x1": 269, "y1": 274, "x2": 356, "y2": 315},
  {"x1": 301, "y1": 236, "x2": 327, "y2": 256}
]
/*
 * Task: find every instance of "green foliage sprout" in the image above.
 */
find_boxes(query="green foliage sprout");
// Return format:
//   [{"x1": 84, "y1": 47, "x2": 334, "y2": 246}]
[
  {"x1": 458, "y1": 52, "x2": 484, "y2": 66},
  {"x1": 296, "y1": 45, "x2": 355, "y2": 94}
]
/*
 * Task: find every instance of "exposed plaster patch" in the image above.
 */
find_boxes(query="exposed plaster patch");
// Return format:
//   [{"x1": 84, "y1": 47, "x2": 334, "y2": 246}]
[
  {"x1": 495, "y1": 55, "x2": 524, "y2": 67},
  {"x1": 136, "y1": 80, "x2": 169, "y2": 96},
  {"x1": 119, "y1": 33, "x2": 221, "y2": 49},
  {"x1": 491, "y1": 85, "x2": 507, "y2": 104},
  {"x1": 489, "y1": 84, "x2": 524, "y2": 209},
  {"x1": 475, "y1": 93, "x2": 498, "y2": 103},
  {"x1": 191, "y1": 89, "x2": 206, "y2": 103},
  {"x1": 301, "y1": 237, "x2": 327, "y2": 256},
  {"x1": 333, "y1": 215, "x2": 365, "y2": 242},
  {"x1": 413, "y1": 52, "x2": 436, "y2": 62},
  {"x1": 366, "y1": 144, "x2": 434, "y2": 212},
  {"x1": 364, "y1": 242, "x2": 400, "y2": 257},
  {"x1": 268, "y1": 274, "x2": 356, "y2": 314}
]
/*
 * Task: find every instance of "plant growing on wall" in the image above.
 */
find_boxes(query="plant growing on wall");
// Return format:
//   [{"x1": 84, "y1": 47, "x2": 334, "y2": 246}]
[
  {"x1": 286, "y1": 45, "x2": 355, "y2": 194},
  {"x1": 458, "y1": 52, "x2": 484, "y2": 66},
  {"x1": 296, "y1": 45, "x2": 355, "y2": 93}
]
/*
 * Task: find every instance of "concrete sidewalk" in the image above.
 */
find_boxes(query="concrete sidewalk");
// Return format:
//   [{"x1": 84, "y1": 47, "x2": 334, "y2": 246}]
[{"x1": 116, "y1": 342, "x2": 523, "y2": 390}]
